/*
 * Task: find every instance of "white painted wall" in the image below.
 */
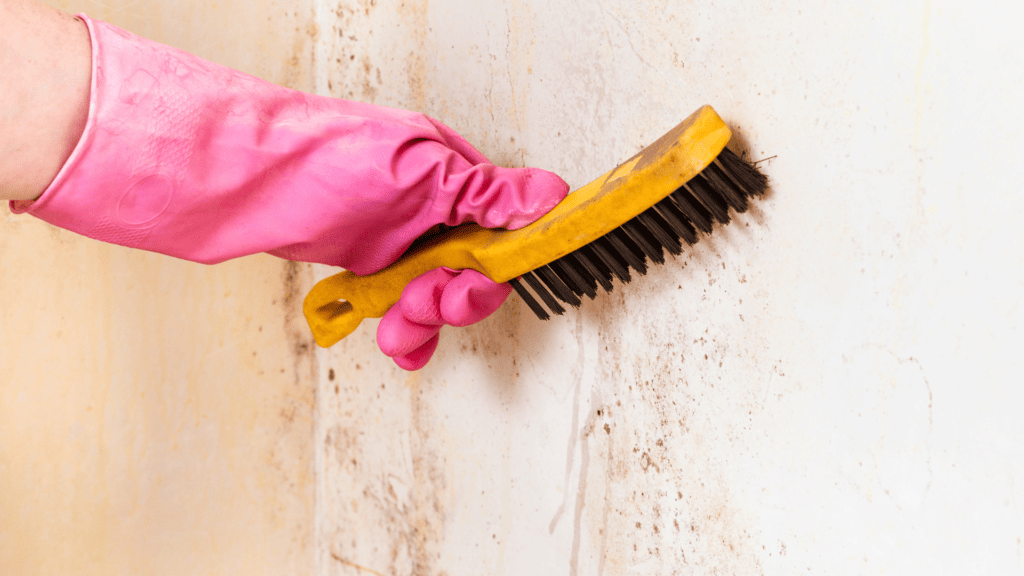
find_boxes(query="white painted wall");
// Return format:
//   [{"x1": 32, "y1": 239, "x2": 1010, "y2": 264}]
[{"x1": 312, "y1": 0, "x2": 1024, "y2": 574}]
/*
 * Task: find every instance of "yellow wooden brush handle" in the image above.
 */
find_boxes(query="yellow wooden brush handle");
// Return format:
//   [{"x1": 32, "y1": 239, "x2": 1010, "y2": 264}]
[{"x1": 304, "y1": 105, "x2": 731, "y2": 347}]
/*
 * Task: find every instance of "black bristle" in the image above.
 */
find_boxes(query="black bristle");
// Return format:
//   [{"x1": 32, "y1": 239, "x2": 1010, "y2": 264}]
[
  {"x1": 552, "y1": 258, "x2": 597, "y2": 300},
  {"x1": 667, "y1": 187, "x2": 714, "y2": 234},
  {"x1": 587, "y1": 240, "x2": 631, "y2": 284},
  {"x1": 638, "y1": 209, "x2": 683, "y2": 256},
  {"x1": 652, "y1": 199, "x2": 698, "y2": 245},
  {"x1": 605, "y1": 230, "x2": 648, "y2": 275},
  {"x1": 546, "y1": 259, "x2": 585, "y2": 298},
  {"x1": 509, "y1": 277, "x2": 550, "y2": 320},
  {"x1": 521, "y1": 271, "x2": 565, "y2": 315},
  {"x1": 564, "y1": 257, "x2": 599, "y2": 295},
  {"x1": 701, "y1": 160, "x2": 747, "y2": 212},
  {"x1": 621, "y1": 220, "x2": 665, "y2": 265},
  {"x1": 684, "y1": 175, "x2": 730, "y2": 223},
  {"x1": 715, "y1": 147, "x2": 769, "y2": 197},
  {"x1": 513, "y1": 144, "x2": 768, "y2": 321},
  {"x1": 571, "y1": 248, "x2": 615, "y2": 293},
  {"x1": 536, "y1": 265, "x2": 583, "y2": 307}
]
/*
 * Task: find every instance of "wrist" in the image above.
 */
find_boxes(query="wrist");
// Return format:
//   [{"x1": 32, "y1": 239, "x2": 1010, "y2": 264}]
[{"x1": 0, "y1": 6, "x2": 91, "y2": 202}]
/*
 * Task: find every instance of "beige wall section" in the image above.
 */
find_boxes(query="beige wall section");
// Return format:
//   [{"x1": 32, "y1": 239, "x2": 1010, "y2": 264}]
[
  {"x1": 0, "y1": 1, "x2": 318, "y2": 574},
  {"x1": 313, "y1": 0, "x2": 1024, "y2": 574}
]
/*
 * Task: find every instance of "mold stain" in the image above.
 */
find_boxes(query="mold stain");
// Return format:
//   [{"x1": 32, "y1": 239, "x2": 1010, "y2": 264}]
[
  {"x1": 398, "y1": 0, "x2": 431, "y2": 112},
  {"x1": 322, "y1": 360, "x2": 450, "y2": 575},
  {"x1": 282, "y1": 261, "x2": 315, "y2": 389},
  {"x1": 361, "y1": 55, "x2": 379, "y2": 101},
  {"x1": 583, "y1": 280, "x2": 765, "y2": 573}
]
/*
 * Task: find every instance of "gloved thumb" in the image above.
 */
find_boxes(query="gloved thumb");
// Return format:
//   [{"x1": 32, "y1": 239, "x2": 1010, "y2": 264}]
[
  {"x1": 421, "y1": 115, "x2": 569, "y2": 231},
  {"x1": 444, "y1": 164, "x2": 569, "y2": 231}
]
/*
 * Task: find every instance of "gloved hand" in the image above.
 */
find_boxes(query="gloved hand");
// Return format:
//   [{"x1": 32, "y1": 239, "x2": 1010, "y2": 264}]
[
  {"x1": 12, "y1": 14, "x2": 568, "y2": 369},
  {"x1": 376, "y1": 268, "x2": 512, "y2": 370}
]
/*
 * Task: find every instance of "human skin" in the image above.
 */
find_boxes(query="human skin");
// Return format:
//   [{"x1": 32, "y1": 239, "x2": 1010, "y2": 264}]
[{"x1": 0, "y1": 0, "x2": 91, "y2": 202}]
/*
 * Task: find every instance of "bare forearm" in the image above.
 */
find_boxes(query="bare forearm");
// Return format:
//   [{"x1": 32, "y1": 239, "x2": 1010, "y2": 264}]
[{"x1": 0, "y1": 0, "x2": 91, "y2": 202}]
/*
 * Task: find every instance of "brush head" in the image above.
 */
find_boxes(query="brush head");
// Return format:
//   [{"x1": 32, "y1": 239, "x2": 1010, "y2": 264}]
[{"x1": 509, "y1": 147, "x2": 768, "y2": 319}]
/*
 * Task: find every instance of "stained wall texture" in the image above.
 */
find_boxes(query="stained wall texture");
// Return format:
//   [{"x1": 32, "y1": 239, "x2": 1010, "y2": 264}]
[
  {"x1": 312, "y1": 0, "x2": 1024, "y2": 574},
  {"x1": 0, "y1": 1, "x2": 319, "y2": 574}
]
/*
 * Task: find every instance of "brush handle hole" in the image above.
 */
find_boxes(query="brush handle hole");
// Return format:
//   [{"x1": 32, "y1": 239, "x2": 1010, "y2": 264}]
[{"x1": 316, "y1": 299, "x2": 353, "y2": 321}]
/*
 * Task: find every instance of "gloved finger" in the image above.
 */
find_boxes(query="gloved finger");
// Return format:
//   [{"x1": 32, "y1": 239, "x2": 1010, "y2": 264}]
[
  {"x1": 439, "y1": 269, "x2": 512, "y2": 327},
  {"x1": 392, "y1": 333, "x2": 441, "y2": 371},
  {"x1": 377, "y1": 305, "x2": 441, "y2": 359},
  {"x1": 377, "y1": 267, "x2": 511, "y2": 370},
  {"x1": 448, "y1": 165, "x2": 570, "y2": 230},
  {"x1": 377, "y1": 266, "x2": 457, "y2": 362},
  {"x1": 398, "y1": 267, "x2": 458, "y2": 325}
]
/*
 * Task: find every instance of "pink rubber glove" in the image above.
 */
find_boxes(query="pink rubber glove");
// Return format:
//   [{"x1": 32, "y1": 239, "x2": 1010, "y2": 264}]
[
  {"x1": 12, "y1": 15, "x2": 568, "y2": 369},
  {"x1": 377, "y1": 268, "x2": 512, "y2": 370}
]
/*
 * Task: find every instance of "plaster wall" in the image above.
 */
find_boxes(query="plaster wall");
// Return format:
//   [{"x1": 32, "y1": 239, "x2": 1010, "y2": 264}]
[
  {"x1": 312, "y1": 0, "x2": 1024, "y2": 574},
  {"x1": 0, "y1": 1, "x2": 319, "y2": 574}
]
